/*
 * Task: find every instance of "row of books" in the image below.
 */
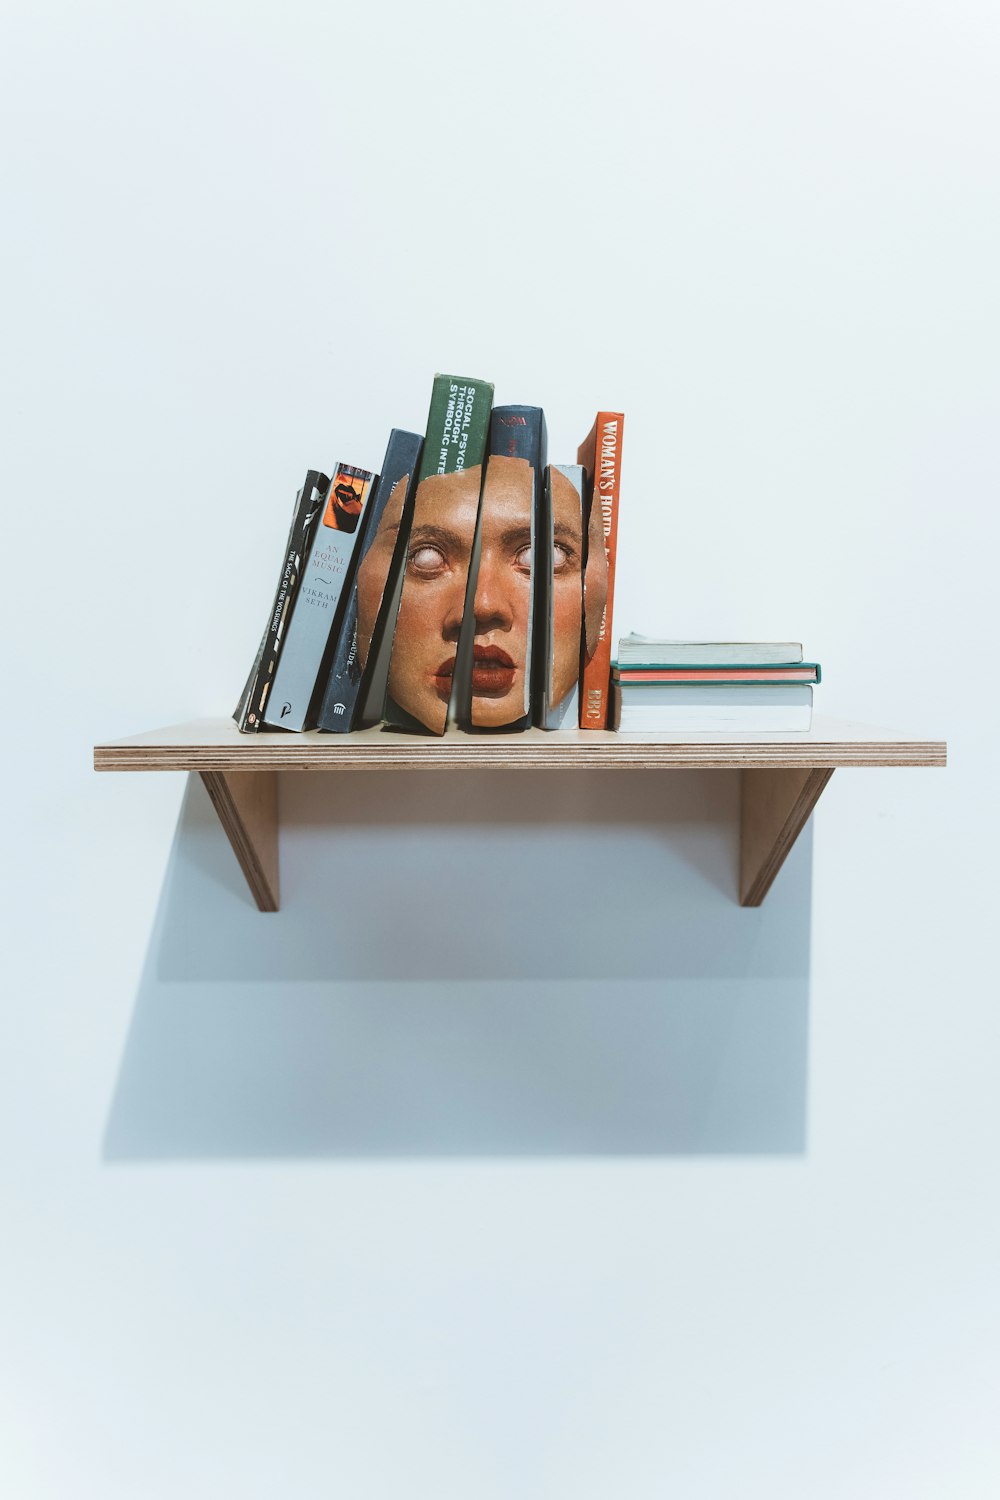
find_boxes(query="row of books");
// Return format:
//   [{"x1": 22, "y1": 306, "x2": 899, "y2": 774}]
[
  {"x1": 235, "y1": 373, "x2": 624, "y2": 736},
  {"x1": 612, "y1": 635, "x2": 821, "y2": 730}
]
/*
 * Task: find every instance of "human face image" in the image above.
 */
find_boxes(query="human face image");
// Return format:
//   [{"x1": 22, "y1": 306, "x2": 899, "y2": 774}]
[
  {"x1": 469, "y1": 454, "x2": 536, "y2": 728},
  {"x1": 547, "y1": 465, "x2": 586, "y2": 709},
  {"x1": 583, "y1": 481, "x2": 610, "y2": 662},
  {"x1": 355, "y1": 473, "x2": 411, "y2": 672},
  {"x1": 385, "y1": 464, "x2": 483, "y2": 733}
]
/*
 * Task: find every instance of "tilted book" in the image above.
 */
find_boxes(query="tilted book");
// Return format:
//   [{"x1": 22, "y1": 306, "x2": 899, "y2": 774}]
[
  {"x1": 383, "y1": 373, "x2": 494, "y2": 734},
  {"x1": 458, "y1": 405, "x2": 546, "y2": 731},
  {"x1": 578, "y1": 411, "x2": 624, "y2": 729},
  {"x1": 263, "y1": 462, "x2": 377, "y2": 731},
  {"x1": 233, "y1": 469, "x2": 329, "y2": 732},
  {"x1": 315, "y1": 430, "x2": 423, "y2": 733},
  {"x1": 536, "y1": 463, "x2": 585, "y2": 730}
]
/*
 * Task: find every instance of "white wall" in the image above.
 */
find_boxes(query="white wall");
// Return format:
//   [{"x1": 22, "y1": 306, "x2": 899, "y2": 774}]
[{"x1": 3, "y1": 1, "x2": 997, "y2": 1494}]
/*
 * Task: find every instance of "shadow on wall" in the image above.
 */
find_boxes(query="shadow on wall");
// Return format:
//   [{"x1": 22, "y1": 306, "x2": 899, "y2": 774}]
[{"x1": 104, "y1": 768, "x2": 813, "y2": 1159}]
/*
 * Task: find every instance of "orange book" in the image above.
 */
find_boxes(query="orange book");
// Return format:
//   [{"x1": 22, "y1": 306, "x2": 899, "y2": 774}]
[{"x1": 577, "y1": 411, "x2": 624, "y2": 728}]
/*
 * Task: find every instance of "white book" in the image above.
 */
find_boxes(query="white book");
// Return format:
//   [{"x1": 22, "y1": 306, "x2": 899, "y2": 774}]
[
  {"x1": 618, "y1": 684, "x2": 813, "y2": 731},
  {"x1": 617, "y1": 633, "x2": 803, "y2": 666}
]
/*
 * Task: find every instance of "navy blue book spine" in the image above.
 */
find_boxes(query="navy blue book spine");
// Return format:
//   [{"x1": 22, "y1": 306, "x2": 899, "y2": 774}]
[
  {"x1": 462, "y1": 405, "x2": 546, "y2": 731},
  {"x1": 316, "y1": 429, "x2": 423, "y2": 732}
]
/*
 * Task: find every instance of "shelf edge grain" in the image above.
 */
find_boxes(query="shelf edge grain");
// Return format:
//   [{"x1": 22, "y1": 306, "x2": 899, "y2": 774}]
[{"x1": 93, "y1": 716, "x2": 947, "y2": 774}]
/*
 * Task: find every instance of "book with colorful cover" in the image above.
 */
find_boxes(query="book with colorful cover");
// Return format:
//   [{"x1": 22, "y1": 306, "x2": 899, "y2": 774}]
[
  {"x1": 578, "y1": 411, "x2": 624, "y2": 729},
  {"x1": 383, "y1": 373, "x2": 494, "y2": 735},
  {"x1": 233, "y1": 469, "x2": 329, "y2": 732},
  {"x1": 536, "y1": 463, "x2": 585, "y2": 729},
  {"x1": 263, "y1": 462, "x2": 377, "y2": 731},
  {"x1": 457, "y1": 405, "x2": 546, "y2": 731},
  {"x1": 615, "y1": 664, "x2": 821, "y2": 684},
  {"x1": 315, "y1": 430, "x2": 423, "y2": 733}
]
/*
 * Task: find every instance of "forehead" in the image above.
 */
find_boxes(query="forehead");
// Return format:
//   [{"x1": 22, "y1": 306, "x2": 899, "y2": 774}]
[
  {"x1": 411, "y1": 465, "x2": 483, "y2": 531},
  {"x1": 478, "y1": 455, "x2": 536, "y2": 537}
]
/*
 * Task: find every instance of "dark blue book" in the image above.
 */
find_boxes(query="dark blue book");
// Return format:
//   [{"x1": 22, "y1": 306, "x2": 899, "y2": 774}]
[
  {"x1": 315, "y1": 429, "x2": 423, "y2": 732},
  {"x1": 458, "y1": 405, "x2": 546, "y2": 731}
]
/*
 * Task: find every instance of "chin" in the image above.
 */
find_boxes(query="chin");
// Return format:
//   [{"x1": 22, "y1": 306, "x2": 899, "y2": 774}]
[{"x1": 472, "y1": 697, "x2": 526, "y2": 729}]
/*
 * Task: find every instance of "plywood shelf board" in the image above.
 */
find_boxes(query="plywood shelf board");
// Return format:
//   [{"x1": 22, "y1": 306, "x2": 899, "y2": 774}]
[
  {"x1": 94, "y1": 716, "x2": 946, "y2": 773},
  {"x1": 93, "y1": 715, "x2": 946, "y2": 911}
]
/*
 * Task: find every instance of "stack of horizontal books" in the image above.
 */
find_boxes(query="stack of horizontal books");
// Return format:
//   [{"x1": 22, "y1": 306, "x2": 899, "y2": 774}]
[{"x1": 612, "y1": 635, "x2": 821, "y2": 731}]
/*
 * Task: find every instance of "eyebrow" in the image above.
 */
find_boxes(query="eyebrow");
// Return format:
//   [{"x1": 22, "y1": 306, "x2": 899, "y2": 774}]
[
  {"x1": 553, "y1": 521, "x2": 583, "y2": 547},
  {"x1": 409, "y1": 523, "x2": 472, "y2": 552},
  {"x1": 493, "y1": 524, "x2": 533, "y2": 549}
]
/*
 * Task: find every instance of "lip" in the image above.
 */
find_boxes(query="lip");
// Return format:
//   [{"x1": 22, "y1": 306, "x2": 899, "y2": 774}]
[
  {"x1": 432, "y1": 655, "x2": 456, "y2": 702},
  {"x1": 471, "y1": 643, "x2": 517, "y2": 698}
]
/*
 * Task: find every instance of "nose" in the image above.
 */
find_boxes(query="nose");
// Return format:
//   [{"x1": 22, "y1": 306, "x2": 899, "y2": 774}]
[
  {"x1": 472, "y1": 548, "x2": 514, "y2": 634},
  {"x1": 441, "y1": 571, "x2": 471, "y2": 641}
]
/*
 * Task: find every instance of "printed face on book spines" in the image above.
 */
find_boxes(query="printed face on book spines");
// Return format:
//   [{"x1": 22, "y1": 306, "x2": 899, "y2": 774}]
[
  {"x1": 547, "y1": 465, "x2": 587, "y2": 710},
  {"x1": 355, "y1": 473, "x2": 412, "y2": 674},
  {"x1": 370, "y1": 457, "x2": 595, "y2": 732},
  {"x1": 384, "y1": 465, "x2": 484, "y2": 733},
  {"x1": 583, "y1": 479, "x2": 609, "y2": 663},
  {"x1": 469, "y1": 455, "x2": 535, "y2": 728}
]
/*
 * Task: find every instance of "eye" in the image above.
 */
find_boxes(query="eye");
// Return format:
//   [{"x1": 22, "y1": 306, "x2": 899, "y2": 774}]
[
  {"x1": 552, "y1": 542, "x2": 577, "y2": 574},
  {"x1": 408, "y1": 543, "x2": 447, "y2": 577},
  {"x1": 514, "y1": 544, "x2": 533, "y2": 573}
]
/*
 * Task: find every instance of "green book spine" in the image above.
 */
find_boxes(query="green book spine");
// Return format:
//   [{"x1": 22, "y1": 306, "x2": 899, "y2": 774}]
[
  {"x1": 417, "y1": 374, "x2": 493, "y2": 479},
  {"x1": 383, "y1": 374, "x2": 495, "y2": 734}
]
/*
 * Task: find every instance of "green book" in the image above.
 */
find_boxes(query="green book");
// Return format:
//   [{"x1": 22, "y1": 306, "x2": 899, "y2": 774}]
[{"x1": 382, "y1": 373, "x2": 494, "y2": 734}]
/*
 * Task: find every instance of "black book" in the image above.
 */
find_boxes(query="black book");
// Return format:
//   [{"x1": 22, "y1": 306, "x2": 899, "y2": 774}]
[
  {"x1": 315, "y1": 430, "x2": 423, "y2": 732},
  {"x1": 233, "y1": 469, "x2": 328, "y2": 732}
]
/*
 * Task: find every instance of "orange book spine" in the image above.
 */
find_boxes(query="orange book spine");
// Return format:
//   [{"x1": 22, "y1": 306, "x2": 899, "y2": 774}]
[{"x1": 578, "y1": 411, "x2": 624, "y2": 728}]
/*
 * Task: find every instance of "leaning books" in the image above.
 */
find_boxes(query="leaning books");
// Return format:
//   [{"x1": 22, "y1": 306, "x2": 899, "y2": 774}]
[
  {"x1": 383, "y1": 373, "x2": 494, "y2": 735},
  {"x1": 234, "y1": 469, "x2": 329, "y2": 732},
  {"x1": 315, "y1": 430, "x2": 423, "y2": 733},
  {"x1": 263, "y1": 462, "x2": 377, "y2": 731}
]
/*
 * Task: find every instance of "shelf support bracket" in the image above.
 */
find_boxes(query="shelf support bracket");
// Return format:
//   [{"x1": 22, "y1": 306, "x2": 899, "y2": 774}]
[
  {"x1": 740, "y1": 767, "x2": 833, "y2": 907},
  {"x1": 200, "y1": 770, "x2": 280, "y2": 912}
]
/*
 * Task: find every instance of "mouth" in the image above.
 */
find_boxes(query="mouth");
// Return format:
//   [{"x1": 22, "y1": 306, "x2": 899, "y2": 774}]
[
  {"x1": 471, "y1": 643, "x2": 517, "y2": 698},
  {"x1": 432, "y1": 656, "x2": 456, "y2": 702}
]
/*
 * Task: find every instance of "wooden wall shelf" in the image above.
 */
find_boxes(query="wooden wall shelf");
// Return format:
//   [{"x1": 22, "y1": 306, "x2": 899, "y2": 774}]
[{"x1": 94, "y1": 715, "x2": 946, "y2": 912}]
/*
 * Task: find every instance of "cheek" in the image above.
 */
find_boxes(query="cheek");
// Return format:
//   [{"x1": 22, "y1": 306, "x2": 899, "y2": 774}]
[
  {"x1": 551, "y1": 575, "x2": 583, "y2": 689},
  {"x1": 395, "y1": 580, "x2": 442, "y2": 651},
  {"x1": 554, "y1": 572, "x2": 583, "y2": 649}
]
